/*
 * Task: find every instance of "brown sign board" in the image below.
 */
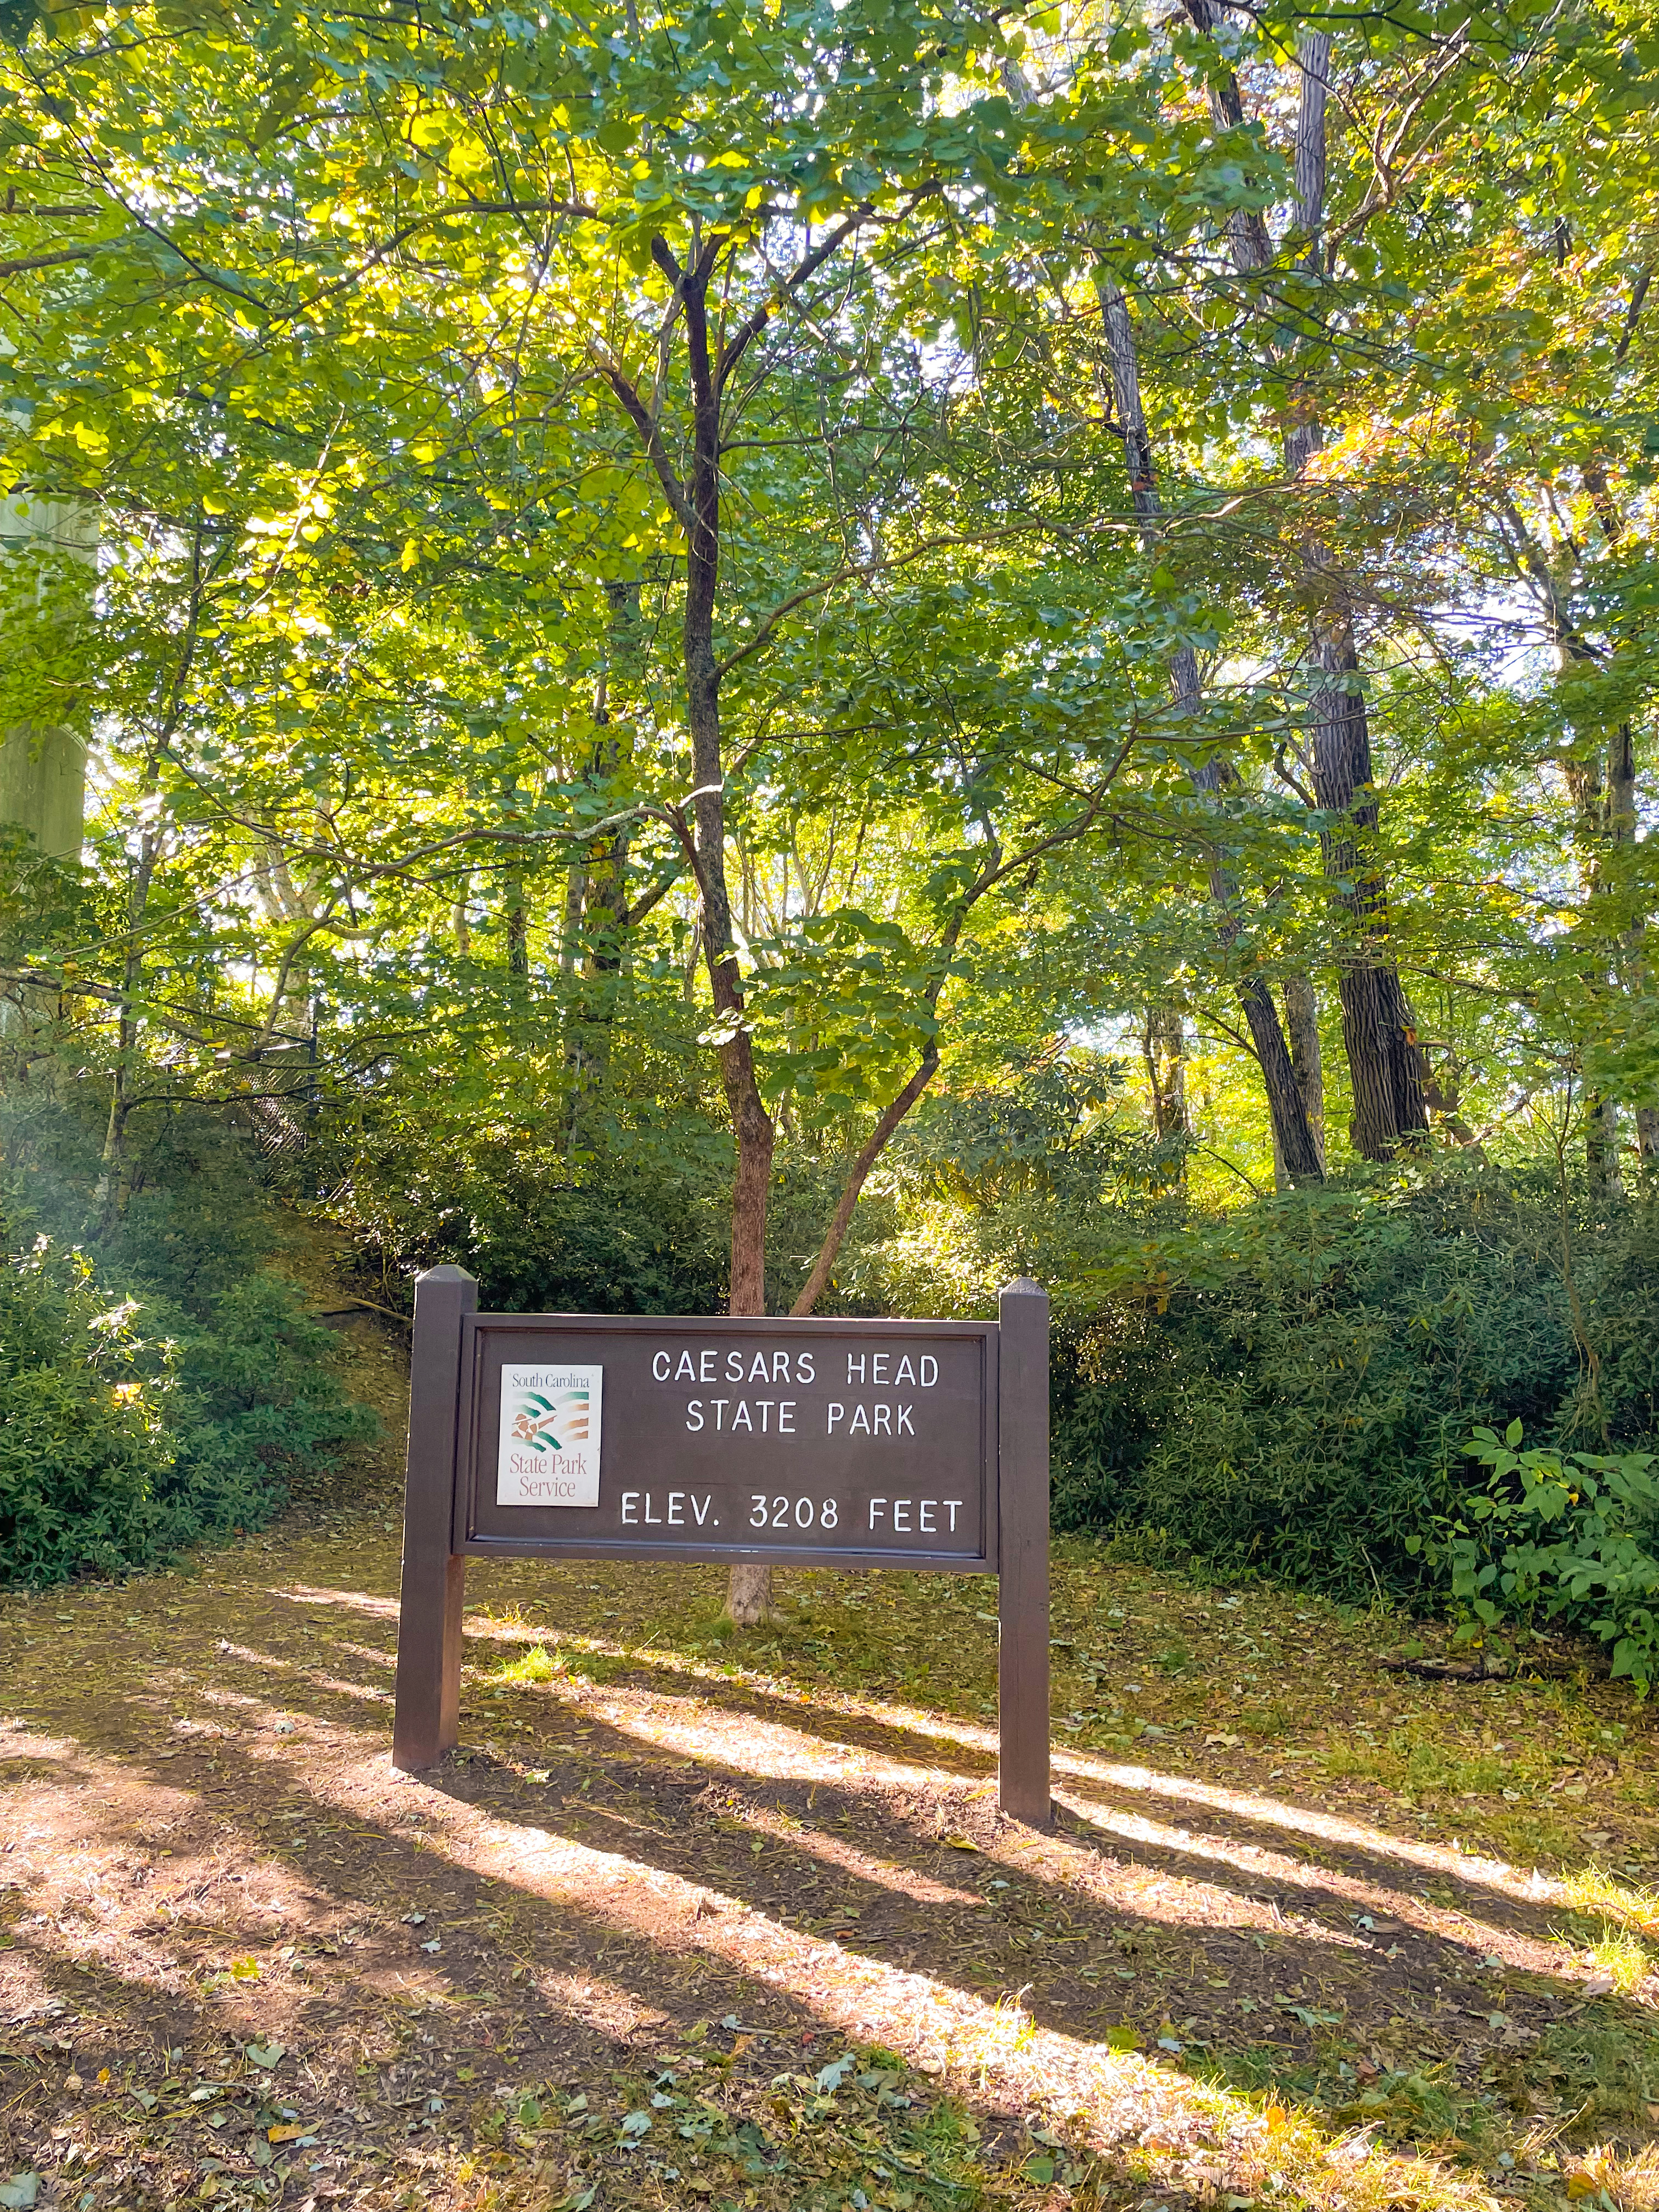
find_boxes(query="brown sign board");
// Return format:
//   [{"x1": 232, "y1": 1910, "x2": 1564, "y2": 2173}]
[
  {"x1": 462, "y1": 1315, "x2": 996, "y2": 1570},
  {"x1": 392, "y1": 1272, "x2": 1051, "y2": 1825}
]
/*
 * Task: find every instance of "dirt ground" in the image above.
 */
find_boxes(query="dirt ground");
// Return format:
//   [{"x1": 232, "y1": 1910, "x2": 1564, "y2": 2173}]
[{"x1": 5, "y1": 1323, "x2": 1659, "y2": 2212}]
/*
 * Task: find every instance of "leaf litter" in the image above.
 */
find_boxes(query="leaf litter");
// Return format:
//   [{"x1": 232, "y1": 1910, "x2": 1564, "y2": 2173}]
[{"x1": 5, "y1": 1342, "x2": 1659, "y2": 2208}]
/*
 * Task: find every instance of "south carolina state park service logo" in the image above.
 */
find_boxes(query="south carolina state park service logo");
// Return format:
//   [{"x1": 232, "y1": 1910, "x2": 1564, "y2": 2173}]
[{"x1": 496, "y1": 1364, "x2": 603, "y2": 1506}]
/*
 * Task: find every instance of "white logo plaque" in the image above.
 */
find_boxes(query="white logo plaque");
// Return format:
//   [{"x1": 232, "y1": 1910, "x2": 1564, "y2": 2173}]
[{"x1": 496, "y1": 1364, "x2": 603, "y2": 1506}]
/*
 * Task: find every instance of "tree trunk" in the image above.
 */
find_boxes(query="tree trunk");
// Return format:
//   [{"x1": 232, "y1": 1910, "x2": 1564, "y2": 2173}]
[
  {"x1": 1284, "y1": 36, "x2": 1427, "y2": 1159},
  {"x1": 667, "y1": 240, "x2": 781, "y2": 1622},
  {"x1": 505, "y1": 875, "x2": 529, "y2": 977},
  {"x1": 1283, "y1": 974, "x2": 1325, "y2": 1165},
  {"x1": 1183, "y1": 21, "x2": 1428, "y2": 1160},
  {"x1": 1096, "y1": 276, "x2": 1324, "y2": 1183},
  {"x1": 1588, "y1": 1097, "x2": 1622, "y2": 1192},
  {"x1": 0, "y1": 491, "x2": 94, "y2": 860},
  {"x1": 1308, "y1": 637, "x2": 1429, "y2": 1158},
  {"x1": 563, "y1": 580, "x2": 642, "y2": 1152},
  {"x1": 1143, "y1": 1006, "x2": 1189, "y2": 1142},
  {"x1": 1270, "y1": 974, "x2": 1325, "y2": 1189},
  {"x1": 1499, "y1": 490, "x2": 1645, "y2": 1166},
  {"x1": 94, "y1": 820, "x2": 158, "y2": 1236}
]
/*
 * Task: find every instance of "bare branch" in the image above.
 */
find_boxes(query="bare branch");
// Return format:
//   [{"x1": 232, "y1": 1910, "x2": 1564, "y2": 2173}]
[{"x1": 0, "y1": 245, "x2": 96, "y2": 278}]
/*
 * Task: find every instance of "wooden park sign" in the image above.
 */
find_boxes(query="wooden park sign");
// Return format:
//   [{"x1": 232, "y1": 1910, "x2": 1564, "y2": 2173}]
[{"x1": 391, "y1": 1269, "x2": 1052, "y2": 1824}]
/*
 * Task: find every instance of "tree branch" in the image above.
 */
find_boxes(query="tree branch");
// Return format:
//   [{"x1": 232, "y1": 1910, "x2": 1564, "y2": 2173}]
[
  {"x1": 595, "y1": 353, "x2": 697, "y2": 535},
  {"x1": 0, "y1": 246, "x2": 96, "y2": 279},
  {"x1": 713, "y1": 524, "x2": 1036, "y2": 680},
  {"x1": 718, "y1": 210, "x2": 871, "y2": 393}
]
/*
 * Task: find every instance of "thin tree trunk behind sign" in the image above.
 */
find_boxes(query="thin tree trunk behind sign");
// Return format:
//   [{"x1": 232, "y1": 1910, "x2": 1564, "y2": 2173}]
[
  {"x1": 673, "y1": 240, "x2": 779, "y2": 1624},
  {"x1": 1143, "y1": 1007, "x2": 1190, "y2": 1142},
  {"x1": 1282, "y1": 973, "x2": 1325, "y2": 1166},
  {"x1": 1308, "y1": 629, "x2": 1429, "y2": 1158},
  {"x1": 1289, "y1": 35, "x2": 1427, "y2": 1159}
]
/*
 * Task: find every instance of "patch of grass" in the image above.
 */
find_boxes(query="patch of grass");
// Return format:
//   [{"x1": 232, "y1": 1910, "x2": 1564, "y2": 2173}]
[
  {"x1": 1578, "y1": 1928, "x2": 1658, "y2": 1995},
  {"x1": 1237, "y1": 1703, "x2": 1294, "y2": 1741},
  {"x1": 1562, "y1": 1870, "x2": 1659, "y2": 1936},
  {"x1": 1566, "y1": 2137, "x2": 1659, "y2": 2211},
  {"x1": 1531, "y1": 2015, "x2": 1659, "y2": 2136},
  {"x1": 490, "y1": 1641, "x2": 566, "y2": 1685}
]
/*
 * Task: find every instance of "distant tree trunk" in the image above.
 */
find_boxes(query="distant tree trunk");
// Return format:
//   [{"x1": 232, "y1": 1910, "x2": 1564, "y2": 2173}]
[
  {"x1": 1283, "y1": 36, "x2": 1427, "y2": 1161},
  {"x1": 1588, "y1": 1098, "x2": 1622, "y2": 1193},
  {"x1": 1306, "y1": 632, "x2": 1429, "y2": 1159},
  {"x1": 1597, "y1": 716, "x2": 1638, "y2": 1190},
  {"x1": 559, "y1": 857, "x2": 586, "y2": 977},
  {"x1": 505, "y1": 885, "x2": 528, "y2": 977},
  {"x1": 92, "y1": 518, "x2": 209, "y2": 1235},
  {"x1": 501, "y1": 794, "x2": 531, "y2": 982},
  {"x1": 1271, "y1": 974, "x2": 1325, "y2": 1189},
  {"x1": 1142, "y1": 1007, "x2": 1189, "y2": 1142},
  {"x1": 1283, "y1": 974, "x2": 1325, "y2": 1165},
  {"x1": 1096, "y1": 275, "x2": 1324, "y2": 1184},
  {"x1": 0, "y1": 492, "x2": 94, "y2": 861},
  {"x1": 562, "y1": 580, "x2": 643, "y2": 1152},
  {"x1": 1183, "y1": 20, "x2": 1427, "y2": 1160}
]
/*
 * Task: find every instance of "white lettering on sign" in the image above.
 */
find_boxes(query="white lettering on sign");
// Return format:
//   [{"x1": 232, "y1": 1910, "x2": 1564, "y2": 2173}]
[
  {"x1": 651, "y1": 1346, "x2": 816, "y2": 1387},
  {"x1": 497, "y1": 1364, "x2": 603, "y2": 1506},
  {"x1": 826, "y1": 1402, "x2": 915, "y2": 1436},
  {"x1": 867, "y1": 1497, "x2": 964, "y2": 1533},
  {"x1": 622, "y1": 1491, "x2": 715, "y2": 1527},
  {"x1": 645, "y1": 1342, "x2": 955, "y2": 1449},
  {"x1": 749, "y1": 1494, "x2": 842, "y2": 1530},
  {"x1": 845, "y1": 1353, "x2": 937, "y2": 1386}
]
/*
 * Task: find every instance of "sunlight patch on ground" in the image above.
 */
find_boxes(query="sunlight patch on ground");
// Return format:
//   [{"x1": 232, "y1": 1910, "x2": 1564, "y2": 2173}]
[
  {"x1": 485, "y1": 1601, "x2": 1618, "y2": 1918},
  {"x1": 9, "y1": 1675, "x2": 1509, "y2": 2212},
  {"x1": 271, "y1": 1583, "x2": 402, "y2": 1620}
]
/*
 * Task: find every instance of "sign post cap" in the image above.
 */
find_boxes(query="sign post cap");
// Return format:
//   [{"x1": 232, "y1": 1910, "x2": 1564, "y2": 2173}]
[
  {"x1": 416, "y1": 1263, "x2": 478, "y2": 1286},
  {"x1": 999, "y1": 1276, "x2": 1047, "y2": 1300}
]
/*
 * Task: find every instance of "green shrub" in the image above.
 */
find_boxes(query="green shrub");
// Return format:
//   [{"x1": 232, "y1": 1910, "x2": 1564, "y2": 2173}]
[
  {"x1": 162, "y1": 1271, "x2": 379, "y2": 1528},
  {"x1": 1047, "y1": 1168, "x2": 1659, "y2": 1604},
  {"x1": 1043, "y1": 1167, "x2": 1659, "y2": 1604},
  {"x1": 0, "y1": 1239, "x2": 174, "y2": 1584},
  {"x1": 0, "y1": 1237, "x2": 376, "y2": 1588},
  {"x1": 1421, "y1": 1423, "x2": 1659, "y2": 1689},
  {"x1": 337, "y1": 1133, "x2": 731, "y2": 1316}
]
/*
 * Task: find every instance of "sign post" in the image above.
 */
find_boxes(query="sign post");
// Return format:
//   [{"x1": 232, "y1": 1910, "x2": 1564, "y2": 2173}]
[{"x1": 391, "y1": 1271, "x2": 1051, "y2": 1824}]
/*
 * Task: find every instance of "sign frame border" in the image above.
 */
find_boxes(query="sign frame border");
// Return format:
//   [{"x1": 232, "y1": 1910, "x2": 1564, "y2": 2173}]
[
  {"x1": 455, "y1": 1311, "x2": 1001, "y2": 1572},
  {"x1": 390, "y1": 1267, "x2": 1051, "y2": 1827}
]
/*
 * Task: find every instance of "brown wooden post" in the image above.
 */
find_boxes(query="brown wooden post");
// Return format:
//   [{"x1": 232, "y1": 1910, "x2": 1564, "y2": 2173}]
[
  {"x1": 997, "y1": 1277, "x2": 1051, "y2": 1826},
  {"x1": 392, "y1": 1265, "x2": 477, "y2": 1773}
]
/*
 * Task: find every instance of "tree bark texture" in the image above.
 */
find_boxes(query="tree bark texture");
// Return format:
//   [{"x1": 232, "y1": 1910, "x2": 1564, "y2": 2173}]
[
  {"x1": 1502, "y1": 493, "x2": 1644, "y2": 1182},
  {"x1": 1308, "y1": 633, "x2": 1429, "y2": 1158},
  {"x1": 1143, "y1": 1007, "x2": 1189, "y2": 1141},
  {"x1": 674, "y1": 242, "x2": 777, "y2": 1330},
  {"x1": 505, "y1": 873, "x2": 529, "y2": 977},
  {"x1": 1283, "y1": 973, "x2": 1325, "y2": 1164},
  {"x1": 663, "y1": 238, "x2": 780, "y2": 1622},
  {"x1": 562, "y1": 579, "x2": 644, "y2": 1147}
]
